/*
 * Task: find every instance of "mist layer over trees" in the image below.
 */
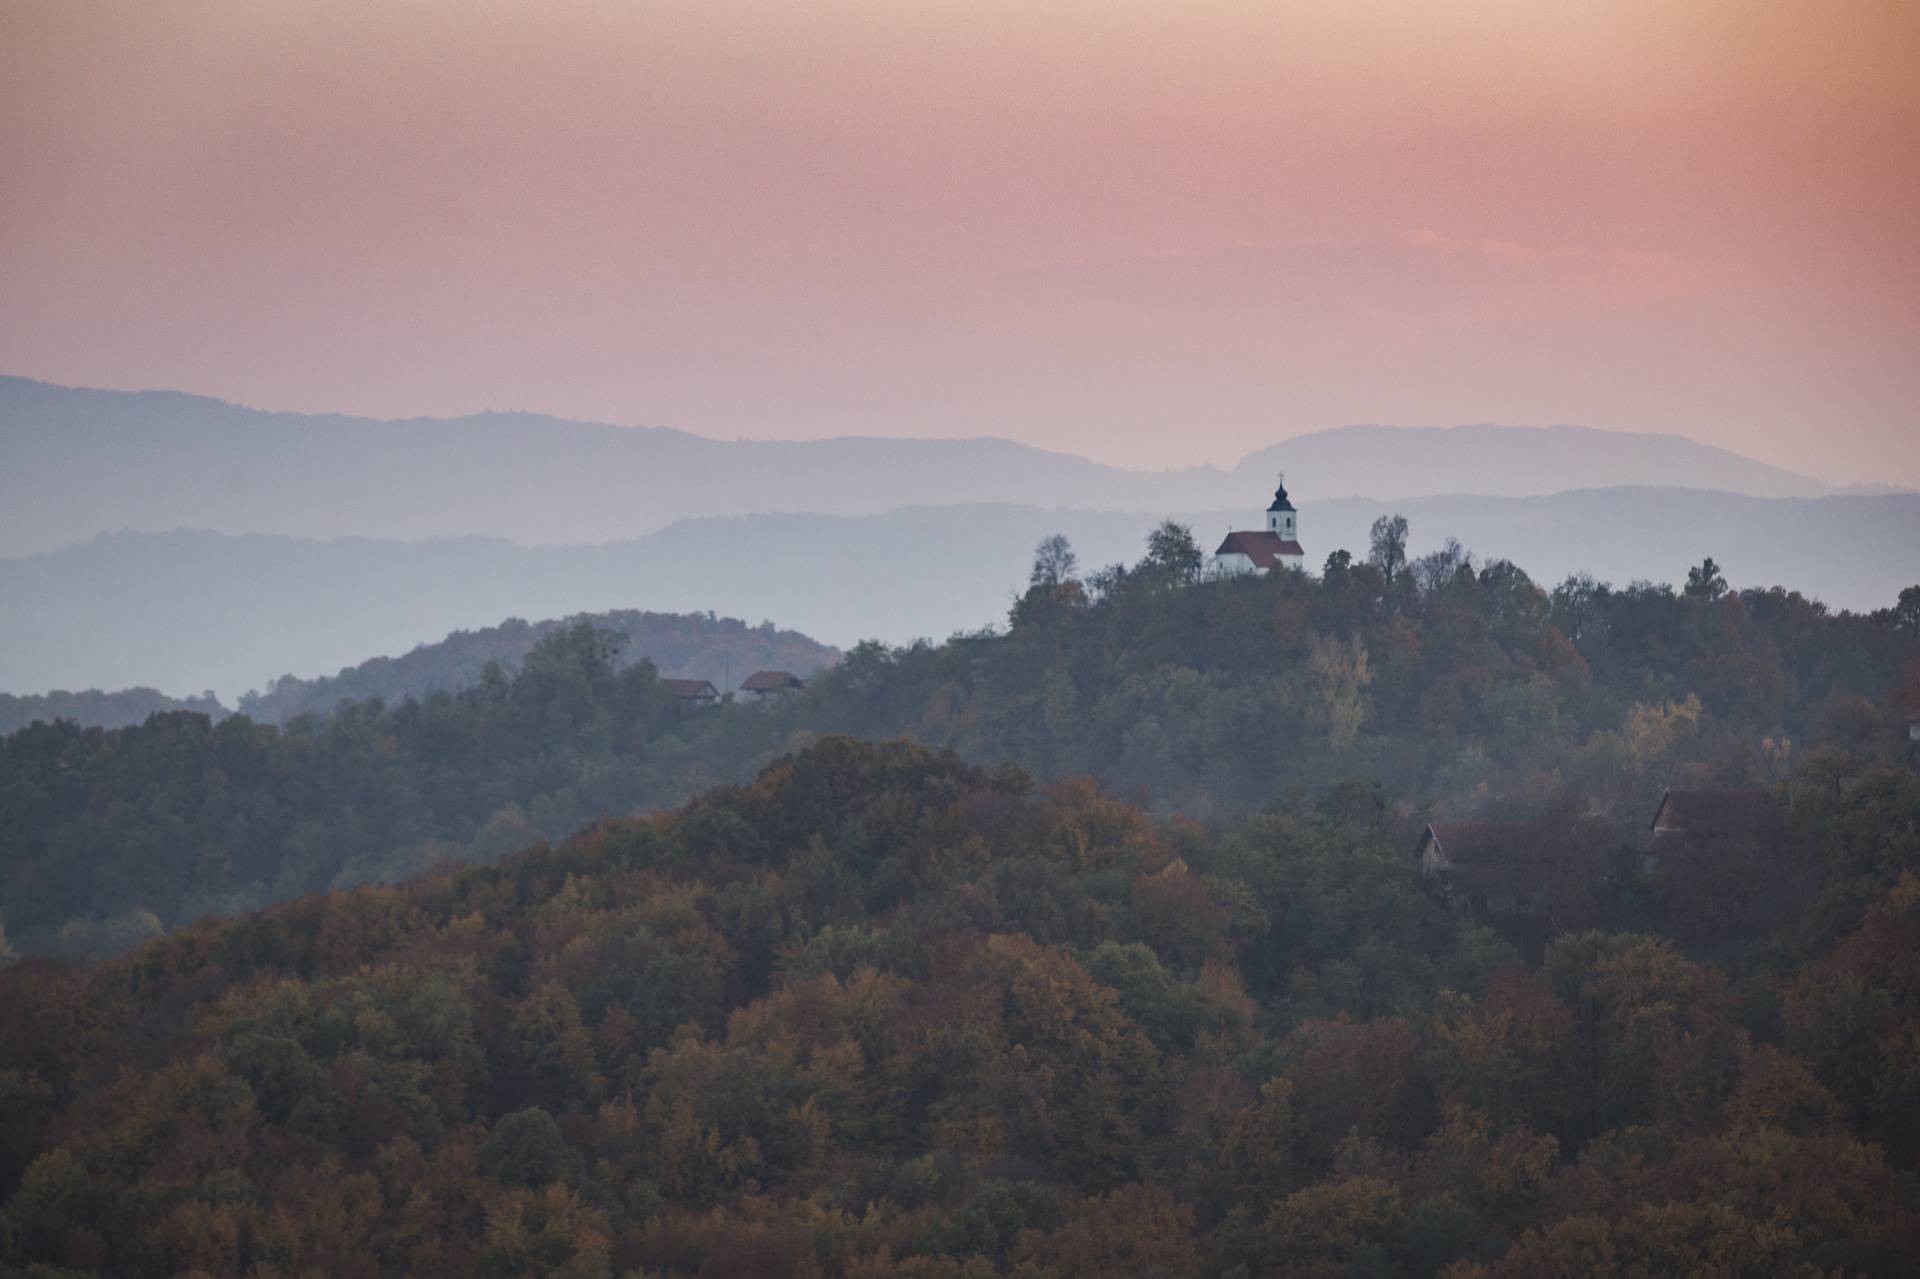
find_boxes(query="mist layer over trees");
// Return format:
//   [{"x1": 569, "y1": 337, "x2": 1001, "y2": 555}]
[
  {"x1": 7, "y1": 488, "x2": 1916, "y2": 700},
  {"x1": 4, "y1": 525, "x2": 1914, "y2": 958}
]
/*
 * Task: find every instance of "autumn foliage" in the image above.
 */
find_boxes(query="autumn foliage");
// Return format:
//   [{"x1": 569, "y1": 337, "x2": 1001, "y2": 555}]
[{"x1": 3, "y1": 736, "x2": 1918, "y2": 1277}]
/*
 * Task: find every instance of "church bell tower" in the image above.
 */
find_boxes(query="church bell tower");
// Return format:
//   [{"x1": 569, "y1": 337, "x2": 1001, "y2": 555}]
[{"x1": 1266, "y1": 474, "x2": 1297, "y2": 541}]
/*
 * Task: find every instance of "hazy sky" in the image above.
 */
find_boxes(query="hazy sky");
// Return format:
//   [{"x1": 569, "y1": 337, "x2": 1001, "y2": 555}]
[{"x1": 4, "y1": 1, "x2": 1917, "y2": 483}]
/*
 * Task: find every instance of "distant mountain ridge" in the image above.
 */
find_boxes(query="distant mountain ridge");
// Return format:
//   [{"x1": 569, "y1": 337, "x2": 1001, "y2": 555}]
[
  {"x1": 0, "y1": 375, "x2": 1871, "y2": 557},
  {"x1": 2, "y1": 487, "x2": 1913, "y2": 700},
  {"x1": 1231, "y1": 424, "x2": 1883, "y2": 502}
]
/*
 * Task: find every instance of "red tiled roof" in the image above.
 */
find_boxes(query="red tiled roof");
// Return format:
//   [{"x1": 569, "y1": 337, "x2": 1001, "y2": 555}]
[
  {"x1": 660, "y1": 678, "x2": 719, "y2": 700},
  {"x1": 1417, "y1": 821, "x2": 1561, "y2": 897},
  {"x1": 1649, "y1": 789, "x2": 1776, "y2": 834},
  {"x1": 1421, "y1": 821, "x2": 1539, "y2": 865},
  {"x1": 1214, "y1": 530, "x2": 1306, "y2": 568},
  {"x1": 740, "y1": 670, "x2": 803, "y2": 692}
]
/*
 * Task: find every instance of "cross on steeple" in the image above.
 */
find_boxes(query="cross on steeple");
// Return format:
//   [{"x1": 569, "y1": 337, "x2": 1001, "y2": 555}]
[{"x1": 1267, "y1": 471, "x2": 1298, "y2": 537}]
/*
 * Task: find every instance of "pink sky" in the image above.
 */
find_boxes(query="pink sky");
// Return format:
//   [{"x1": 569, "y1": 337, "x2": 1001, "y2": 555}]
[{"x1": 3, "y1": 0, "x2": 1917, "y2": 484}]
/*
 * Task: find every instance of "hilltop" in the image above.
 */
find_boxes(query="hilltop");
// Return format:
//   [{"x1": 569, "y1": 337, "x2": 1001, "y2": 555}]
[
  {"x1": 238, "y1": 609, "x2": 840, "y2": 724},
  {"x1": 5, "y1": 524, "x2": 1913, "y2": 957},
  {"x1": 3, "y1": 488, "x2": 1915, "y2": 699},
  {"x1": 0, "y1": 688, "x2": 227, "y2": 737}
]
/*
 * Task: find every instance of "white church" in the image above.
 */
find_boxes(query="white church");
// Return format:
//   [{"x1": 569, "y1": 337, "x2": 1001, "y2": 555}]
[{"x1": 1213, "y1": 477, "x2": 1306, "y2": 576}]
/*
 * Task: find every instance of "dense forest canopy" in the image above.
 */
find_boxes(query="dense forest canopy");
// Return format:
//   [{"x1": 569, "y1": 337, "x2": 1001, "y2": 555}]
[
  {"x1": 2, "y1": 734, "x2": 1918, "y2": 1276},
  {"x1": 2, "y1": 525, "x2": 1916, "y2": 958}
]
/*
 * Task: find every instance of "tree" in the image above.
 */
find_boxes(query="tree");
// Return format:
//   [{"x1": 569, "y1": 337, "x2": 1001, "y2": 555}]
[
  {"x1": 1141, "y1": 521, "x2": 1204, "y2": 588},
  {"x1": 1889, "y1": 584, "x2": 1920, "y2": 634},
  {"x1": 1304, "y1": 634, "x2": 1372, "y2": 750},
  {"x1": 1013, "y1": 535, "x2": 1089, "y2": 629},
  {"x1": 1477, "y1": 559, "x2": 1546, "y2": 624},
  {"x1": 1030, "y1": 535, "x2": 1081, "y2": 589},
  {"x1": 1684, "y1": 556, "x2": 1728, "y2": 600},
  {"x1": 1549, "y1": 573, "x2": 1608, "y2": 643},
  {"x1": 1413, "y1": 538, "x2": 1474, "y2": 596},
  {"x1": 480, "y1": 1108, "x2": 580, "y2": 1189},
  {"x1": 1015, "y1": 1184, "x2": 1201, "y2": 1278},
  {"x1": 1368, "y1": 515, "x2": 1409, "y2": 584}
]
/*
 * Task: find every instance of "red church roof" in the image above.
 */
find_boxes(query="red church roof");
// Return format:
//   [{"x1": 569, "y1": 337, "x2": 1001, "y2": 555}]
[{"x1": 1214, "y1": 530, "x2": 1305, "y2": 568}]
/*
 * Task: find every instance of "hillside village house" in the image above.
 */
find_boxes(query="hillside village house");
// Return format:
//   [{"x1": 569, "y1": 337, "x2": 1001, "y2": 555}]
[
  {"x1": 1645, "y1": 787, "x2": 1779, "y2": 870},
  {"x1": 740, "y1": 670, "x2": 805, "y2": 698},
  {"x1": 1414, "y1": 820, "x2": 1554, "y2": 917},
  {"x1": 1418, "y1": 790, "x2": 1784, "y2": 915},
  {"x1": 1214, "y1": 477, "x2": 1306, "y2": 576},
  {"x1": 660, "y1": 678, "x2": 720, "y2": 707},
  {"x1": 1648, "y1": 789, "x2": 1776, "y2": 839}
]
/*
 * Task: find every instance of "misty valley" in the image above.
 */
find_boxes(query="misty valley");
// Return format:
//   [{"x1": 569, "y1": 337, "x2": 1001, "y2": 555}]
[{"x1": 6, "y1": 3, "x2": 1920, "y2": 1269}]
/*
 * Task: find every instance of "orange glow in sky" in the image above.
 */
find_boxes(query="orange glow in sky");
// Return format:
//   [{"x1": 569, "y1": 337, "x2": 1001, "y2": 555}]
[{"x1": 3, "y1": 0, "x2": 1916, "y2": 482}]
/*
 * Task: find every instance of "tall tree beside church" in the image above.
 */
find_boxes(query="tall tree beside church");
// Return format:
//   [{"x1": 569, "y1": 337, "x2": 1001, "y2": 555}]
[{"x1": 1369, "y1": 513, "x2": 1410, "y2": 584}]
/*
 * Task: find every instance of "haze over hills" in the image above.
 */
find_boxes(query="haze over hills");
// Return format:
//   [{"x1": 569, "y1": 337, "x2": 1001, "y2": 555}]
[
  {"x1": 238, "y1": 609, "x2": 841, "y2": 724},
  {"x1": 0, "y1": 687, "x2": 226, "y2": 737},
  {"x1": 1230, "y1": 424, "x2": 1883, "y2": 503},
  {"x1": 3, "y1": 487, "x2": 1914, "y2": 701},
  {"x1": 0, "y1": 376, "x2": 1881, "y2": 557}
]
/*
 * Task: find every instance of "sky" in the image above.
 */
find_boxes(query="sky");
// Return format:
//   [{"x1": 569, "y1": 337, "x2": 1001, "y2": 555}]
[{"x1": 3, "y1": 0, "x2": 1917, "y2": 484}]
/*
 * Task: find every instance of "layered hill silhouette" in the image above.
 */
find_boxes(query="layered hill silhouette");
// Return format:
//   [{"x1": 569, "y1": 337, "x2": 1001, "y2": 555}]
[
  {"x1": 238, "y1": 609, "x2": 840, "y2": 723},
  {"x1": 2, "y1": 488, "x2": 1914, "y2": 700},
  {"x1": 0, "y1": 687, "x2": 225, "y2": 737},
  {"x1": 0, "y1": 375, "x2": 1873, "y2": 557}
]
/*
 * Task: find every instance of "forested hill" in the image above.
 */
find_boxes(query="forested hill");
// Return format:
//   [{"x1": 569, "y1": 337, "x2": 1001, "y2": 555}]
[
  {"x1": 238, "y1": 610, "x2": 840, "y2": 723},
  {"x1": 8, "y1": 490, "x2": 1916, "y2": 699},
  {"x1": 0, "y1": 688, "x2": 226, "y2": 737},
  {"x1": 3, "y1": 734, "x2": 1919, "y2": 1276},
  {"x1": 3, "y1": 525, "x2": 1915, "y2": 958}
]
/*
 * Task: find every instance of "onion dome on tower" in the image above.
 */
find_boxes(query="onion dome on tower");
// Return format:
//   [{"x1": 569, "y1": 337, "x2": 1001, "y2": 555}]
[{"x1": 1266, "y1": 477, "x2": 1297, "y2": 540}]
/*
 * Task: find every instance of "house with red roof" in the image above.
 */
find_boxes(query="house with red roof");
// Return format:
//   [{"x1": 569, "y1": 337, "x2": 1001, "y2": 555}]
[
  {"x1": 1648, "y1": 789, "x2": 1777, "y2": 839},
  {"x1": 1641, "y1": 787, "x2": 1782, "y2": 873},
  {"x1": 1214, "y1": 477, "x2": 1306, "y2": 576},
  {"x1": 740, "y1": 670, "x2": 805, "y2": 698},
  {"x1": 659, "y1": 678, "x2": 720, "y2": 707},
  {"x1": 1414, "y1": 820, "x2": 1554, "y2": 917}
]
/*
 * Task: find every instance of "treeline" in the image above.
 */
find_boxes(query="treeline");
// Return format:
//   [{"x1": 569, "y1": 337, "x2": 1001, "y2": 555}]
[
  {"x1": 804, "y1": 529, "x2": 1917, "y2": 823},
  {"x1": 2, "y1": 522, "x2": 1916, "y2": 955},
  {"x1": 238, "y1": 609, "x2": 841, "y2": 723},
  {"x1": 0, "y1": 688, "x2": 225, "y2": 737},
  {"x1": 0, "y1": 627, "x2": 736, "y2": 956},
  {"x1": 2, "y1": 736, "x2": 1918, "y2": 1277}
]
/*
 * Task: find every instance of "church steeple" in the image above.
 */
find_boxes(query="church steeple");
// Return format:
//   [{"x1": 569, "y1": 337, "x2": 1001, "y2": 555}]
[{"x1": 1266, "y1": 472, "x2": 1298, "y2": 541}]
